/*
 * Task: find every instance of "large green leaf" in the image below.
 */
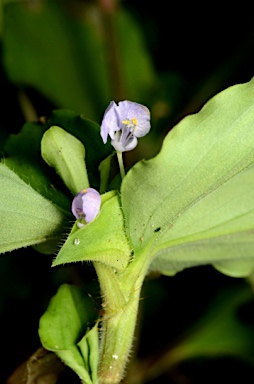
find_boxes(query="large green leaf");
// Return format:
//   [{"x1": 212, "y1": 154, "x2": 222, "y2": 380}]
[
  {"x1": 41, "y1": 126, "x2": 89, "y2": 196},
  {"x1": 39, "y1": 284, "x2": 98, "y2": 384},
  {"x1": 149, "y1": 164, "x2": 254, "y2": 277},
  {"x1": 0, "y1": 164, "x2": 68, "y2": 253},
  {"x1": 121, "y1": 78, "x2": 254, "y2": 277}
]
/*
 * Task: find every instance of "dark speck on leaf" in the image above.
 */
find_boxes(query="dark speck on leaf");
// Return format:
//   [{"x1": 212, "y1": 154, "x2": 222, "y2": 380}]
[{"x1": 154, "y1": 227, "x2": 161, "y2": 233}]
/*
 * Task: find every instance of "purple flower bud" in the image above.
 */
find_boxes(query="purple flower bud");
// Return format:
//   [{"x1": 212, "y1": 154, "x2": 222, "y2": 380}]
[
  {"x1": 101, "y1": 100, "x2": 151, "y2": 152},
  {"x1": 72, "y1": 188, "x2": 101, "y2": 225}
]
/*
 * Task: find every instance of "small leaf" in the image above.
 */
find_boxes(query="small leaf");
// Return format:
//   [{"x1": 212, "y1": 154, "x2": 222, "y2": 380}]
[
  {"x1": 53, "y1": 192, "x2": 131, "y2": 270},
  {"x1": 39, "y1": 284, "x2": 97, "y2": 384},
  {"x1": 78, "y1": 324, "x2": 99, "y2": 384},
  {"x1": 99, "y1": 153, "x2": 115, "y2": 194},
  {"x1": 121, "y1": 78, "x2": 254, "y2": 277},
  {"x1": 0, "y1": 164, "x2": 69, "y2": 253},
  {"x1": 41, "y1": 126, "x2": 89, "y2": 195}
]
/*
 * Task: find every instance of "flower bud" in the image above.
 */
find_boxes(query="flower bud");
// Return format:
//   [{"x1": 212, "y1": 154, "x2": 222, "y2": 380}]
[{"x1": 72, "y1": 188, "x2": 101, "y2": 226}]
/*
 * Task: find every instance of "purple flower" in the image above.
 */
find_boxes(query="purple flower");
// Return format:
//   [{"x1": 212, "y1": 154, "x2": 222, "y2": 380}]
[
  {"x1": 101, "y1": 100, "x2": 151, "y2": 152},
  {"x1": 72, "y1": 188, "x2": 101, "y2": 227}
]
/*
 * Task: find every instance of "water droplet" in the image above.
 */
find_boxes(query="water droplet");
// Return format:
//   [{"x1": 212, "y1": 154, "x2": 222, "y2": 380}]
[{"x1": 74, "y1": 238, "x2": 80, "y2": 245}]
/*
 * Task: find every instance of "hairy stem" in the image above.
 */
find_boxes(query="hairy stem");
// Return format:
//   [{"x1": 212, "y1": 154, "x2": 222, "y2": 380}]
[{"x1": 94, "y1": 250, "x2": 150, "y2": 384}]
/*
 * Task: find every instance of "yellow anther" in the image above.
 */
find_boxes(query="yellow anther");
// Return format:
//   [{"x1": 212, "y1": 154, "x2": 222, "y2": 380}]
[
  {"x1": 122, "y1": 118, "x2": 137, "y2": 126},
  {"x1": 122, "y1": 119, "x2": 131, "y2": 125}
]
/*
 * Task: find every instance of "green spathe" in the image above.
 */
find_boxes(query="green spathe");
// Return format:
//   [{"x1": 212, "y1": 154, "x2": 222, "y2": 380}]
[{"x1": 53, "y1": 192, "x2": 131, "y2": 270}]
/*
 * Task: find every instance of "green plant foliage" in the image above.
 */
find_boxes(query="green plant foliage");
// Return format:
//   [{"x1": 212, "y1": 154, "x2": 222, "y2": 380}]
[
  {"x1": 39, "y1": 284, "x2": 98, "y2": 384},
  {"x1": 114, "y1": 10, "x2": 157, "y2": 101},
  {"x1": 150, "y1": 164, "x2": 254, "y2": 277},
  {"x1": 3, "y1": 120, "x2": 71, "y2": 212},
  {"x1": 41, "y1": 126, "x2": 89, "y2": 196},
  {"x1": 53, "y1": 192, "x2": 131, "y2": 270},
  {"x1": 3, "y1": 109, "x2": 112, "y2": 196},
  {"x1": 78, "y1": 324, "x2": 99, "y2": 384},
  {"x1": 3, "y1": 1, "x2": 156, "y2": 119},
  {"x1": 121, "y1": 78, "x2": 254, "y2": 277},
  {"x1": 0, "y1": 164, "x2": 69, "y2": 253},
  {"x1": 98, "y1": 153, "x2": 115, "y2": 194}
]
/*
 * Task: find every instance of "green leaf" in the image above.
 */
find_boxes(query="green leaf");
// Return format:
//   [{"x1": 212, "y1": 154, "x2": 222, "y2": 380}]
[
  {"x1": 0, "y1": 164, "x2": 68, "y2": 253},
  {"x1": 53, "y1": 192, "x2": 131, "y2": 270},
  {"x1": 41, "y1": 126, "x2": 89, "y2": 196},
  {"x1": 149, "y1": 164, "x2": 254, "y2": 277},
  {"x1": 98, "y1": 153, "x2": 115, "y2": 194},
  {"x1": 78, "y1": 324, "x2": 99, "y2": 384},
  {"x1": 39, "y1": 284, "x2": 98, "y2": 384},
  {"x1": 121, "y1": 78, "x2": 254, "y2": 277}
]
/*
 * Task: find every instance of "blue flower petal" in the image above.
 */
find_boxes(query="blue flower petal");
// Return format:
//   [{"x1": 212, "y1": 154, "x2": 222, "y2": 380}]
[{"x1": 100, "y1": 100, "x2": 151, "y2": 152}]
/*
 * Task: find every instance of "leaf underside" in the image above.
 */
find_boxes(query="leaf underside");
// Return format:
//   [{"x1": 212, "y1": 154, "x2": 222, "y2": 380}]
[{"x1": 121, "y1": 78, "x2": 254, "y2": 277}]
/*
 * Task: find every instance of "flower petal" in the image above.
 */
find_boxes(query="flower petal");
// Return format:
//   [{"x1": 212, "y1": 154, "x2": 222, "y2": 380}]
[
  {"x1": 100, "y1": 100, "x2": 151, "y2": 152},
  {"x1": 117, "y1": 101, "x2": 150, "y2": 137},
  {"x1": 111, "y1": 135, "x2": 138, "y2": 152},
  {"x1": 100, "y1": 101, "x2": 119, "y2": 143}
]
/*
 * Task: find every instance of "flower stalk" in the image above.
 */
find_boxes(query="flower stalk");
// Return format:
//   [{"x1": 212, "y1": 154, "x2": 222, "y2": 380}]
[{"x1": 116, "y1": 151, "x2": 125, "y2": 179}]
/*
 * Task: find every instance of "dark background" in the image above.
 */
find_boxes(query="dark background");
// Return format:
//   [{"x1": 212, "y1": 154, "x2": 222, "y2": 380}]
[{"x1": 1, "y1": 1, "x2": 254, "y2": 383}]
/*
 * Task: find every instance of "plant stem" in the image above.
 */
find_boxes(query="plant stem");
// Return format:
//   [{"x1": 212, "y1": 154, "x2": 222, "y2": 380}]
[
  {"x1": 94, "y1": 248, "x2": 152, "y2": 384},
  {"x1": 116, "y1": 151, "x2": 125, "y2": 179}
]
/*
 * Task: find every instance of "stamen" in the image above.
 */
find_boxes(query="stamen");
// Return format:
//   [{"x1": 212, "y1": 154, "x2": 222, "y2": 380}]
[{"x1": 122, "y1": 119, "x2": 131, "y2": 125}]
